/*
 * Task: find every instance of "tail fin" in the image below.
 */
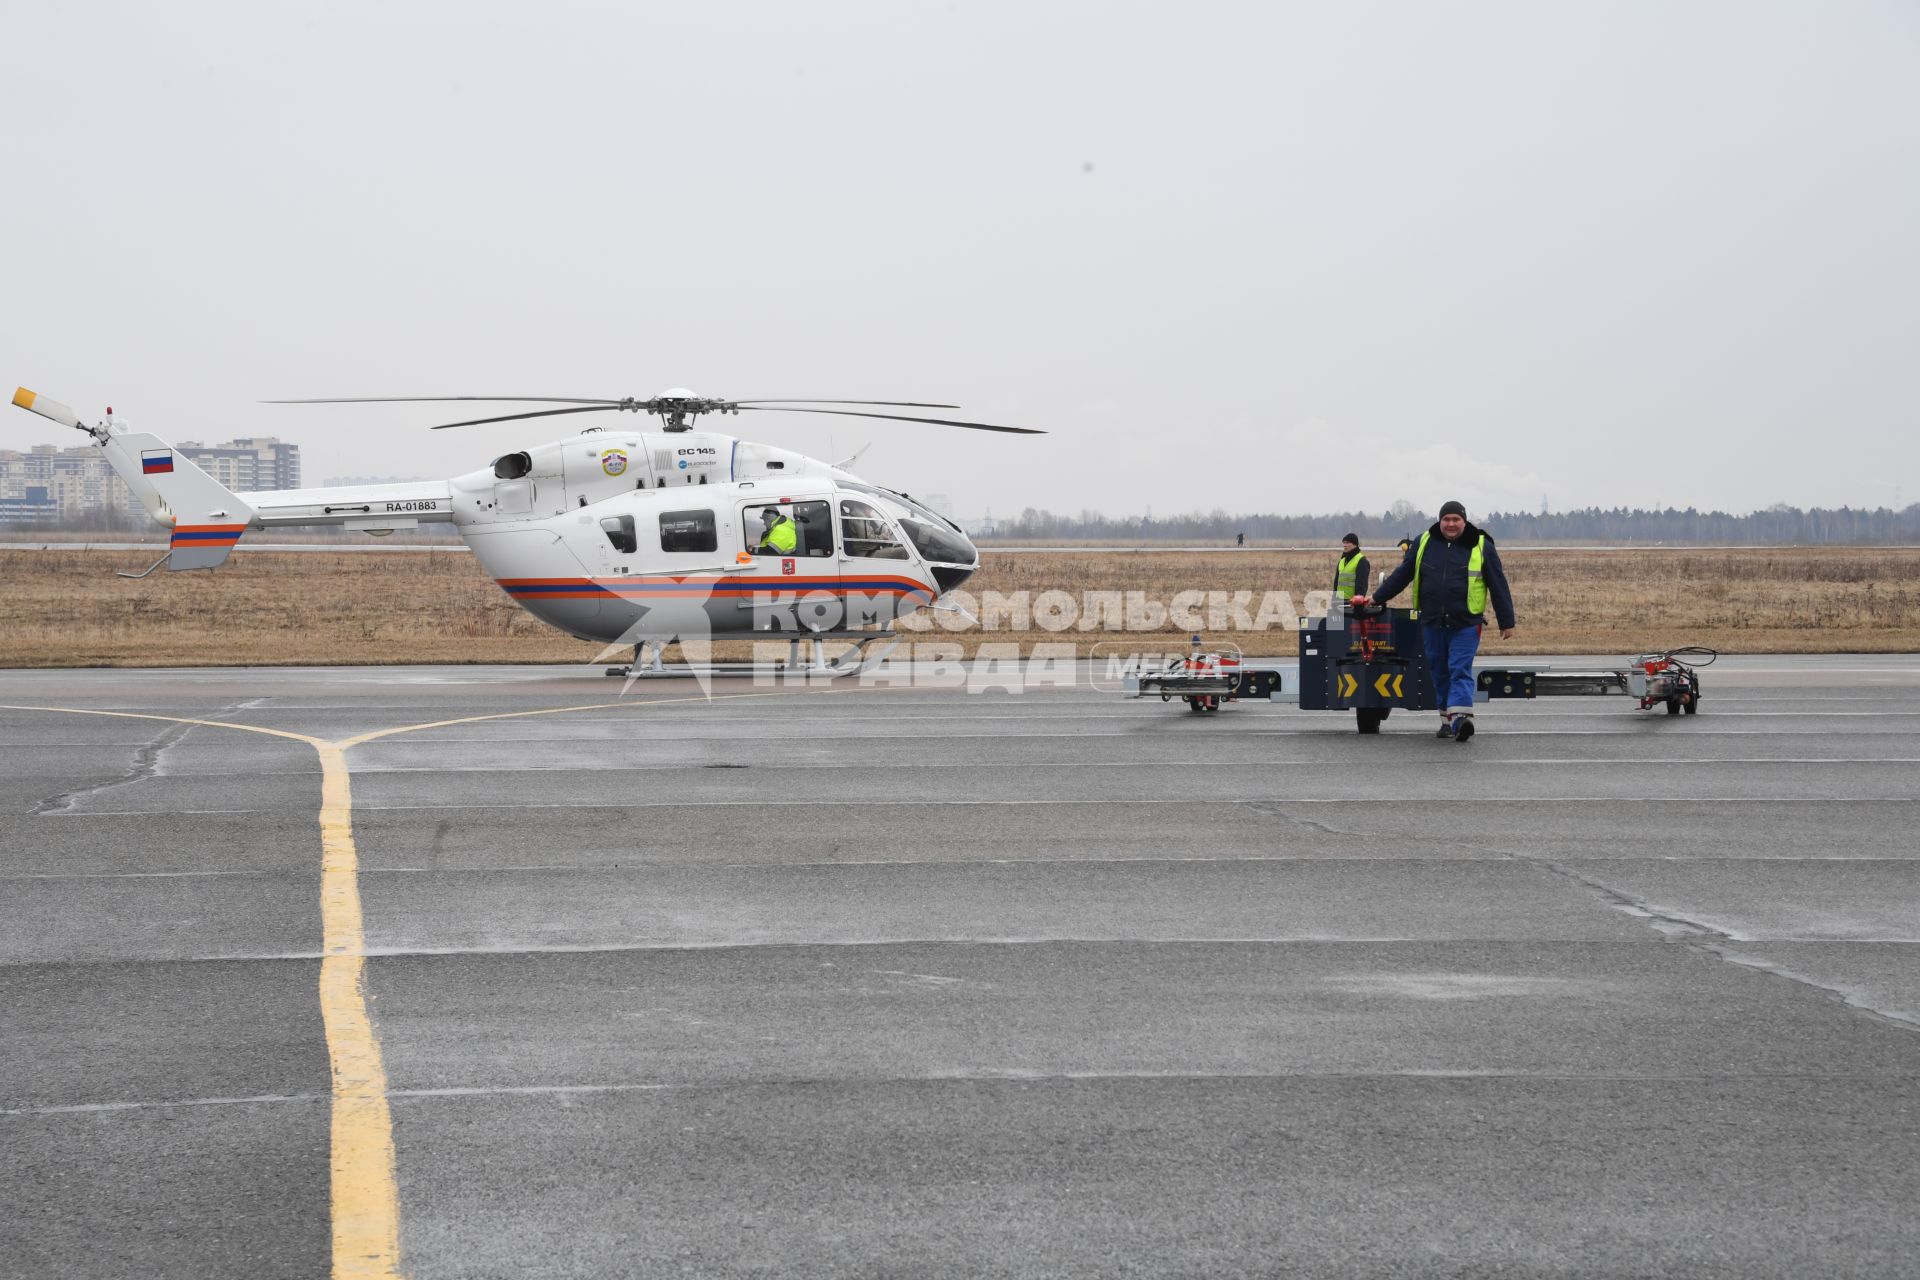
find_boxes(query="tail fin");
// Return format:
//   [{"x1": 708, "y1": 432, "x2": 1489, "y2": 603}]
[
  {"x1": 12, "y1": 388, "x2": 254, "y2": 571},
  {"x1": 99, "y1": 431, "x2": 256, "y2": 570}
]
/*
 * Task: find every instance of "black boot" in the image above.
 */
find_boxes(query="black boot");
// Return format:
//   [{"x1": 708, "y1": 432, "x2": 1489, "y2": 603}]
[{"x1": 1453, "y1": 716, "x2": 1475, "y2": 743}]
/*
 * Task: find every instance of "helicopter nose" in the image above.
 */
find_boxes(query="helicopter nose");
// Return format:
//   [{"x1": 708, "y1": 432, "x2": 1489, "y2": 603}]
[
  {"x1": 931, "y1": 563, "x2": 975, "y2": 594},
  {"x1": 935, "y1": 525, "x2": 979, "y2": 592},
  {"x1": 898, "y1": 514, "x2": 977, "y2": 594}
]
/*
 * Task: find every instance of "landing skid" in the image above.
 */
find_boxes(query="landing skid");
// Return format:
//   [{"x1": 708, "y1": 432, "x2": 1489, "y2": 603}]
[{"x1": 604, "y1": 631, "x2": 900, "y2": 679}]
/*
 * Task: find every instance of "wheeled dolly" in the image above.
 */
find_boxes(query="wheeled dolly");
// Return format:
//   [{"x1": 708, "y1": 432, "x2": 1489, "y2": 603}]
[{"x1": 1125, "y1": 609, "x2": 1712, "y2": 731}]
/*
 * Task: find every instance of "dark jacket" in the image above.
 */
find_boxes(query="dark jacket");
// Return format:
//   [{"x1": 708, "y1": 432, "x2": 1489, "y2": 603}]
[{"x1": 1369, "y1": 521, "x2": 1516, "y2": 630}]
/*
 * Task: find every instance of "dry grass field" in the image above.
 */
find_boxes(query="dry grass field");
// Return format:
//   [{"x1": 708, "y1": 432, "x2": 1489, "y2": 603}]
[{"x1": 2, "y1": 546, "x2": 1916, "y2": 667}]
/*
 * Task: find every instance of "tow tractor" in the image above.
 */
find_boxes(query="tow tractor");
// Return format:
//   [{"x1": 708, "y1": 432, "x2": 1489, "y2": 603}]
[{"x1": 1126, "y1": 605, "x2": 1712, "y2": 730}]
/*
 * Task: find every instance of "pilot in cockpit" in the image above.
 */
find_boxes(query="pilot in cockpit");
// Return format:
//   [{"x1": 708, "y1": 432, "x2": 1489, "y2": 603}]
[{"x1": 757, "y1": 507, "x2": 798, "y2": 554}]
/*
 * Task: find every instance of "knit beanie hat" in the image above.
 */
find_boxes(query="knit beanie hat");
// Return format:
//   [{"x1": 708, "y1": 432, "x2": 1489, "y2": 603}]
[{"x1": 1438, "y1": 500, "x2": 1467, "y2": 519}]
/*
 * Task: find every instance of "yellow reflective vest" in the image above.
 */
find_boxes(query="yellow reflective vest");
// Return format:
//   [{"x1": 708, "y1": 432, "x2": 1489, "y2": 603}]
[
  {"x1": 1335, "y1": 550, "x2": 1365, "y2": 598},
  {"x1": 1410, "y1": 530, "x2": 1487, "y2": 616},
  {"x1": 759, "y1": 516, "x2": 798, "y2": 553}
]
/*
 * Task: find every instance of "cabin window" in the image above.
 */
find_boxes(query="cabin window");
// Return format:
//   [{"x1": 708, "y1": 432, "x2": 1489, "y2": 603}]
[
  {"x1": 745, "y1": 500, "x2": 833, "y2": 557},
  {"x1": 901, "y1": 518, "x2": 975, "y2": 565},
  {"x1": 493, "y1": 452, "x2": 532, "y2": 480},
  {"x1": 599, "y1": 515, "x2": 637, "y2": 554},
  {"x1": 659, "y1": 509, "x2": 717, "y2": 554},
  {"x1": 840, "y1": 499, "x2": 908, "y2": 559}
]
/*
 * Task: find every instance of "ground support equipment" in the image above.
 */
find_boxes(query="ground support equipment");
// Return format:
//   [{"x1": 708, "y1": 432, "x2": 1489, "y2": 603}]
[
  {"x1": 1478, "y1": 647, "x2": 1708, "y2": 715},
  {"x1": 1297, "y1": 605, "x2": 1434, "y2": 733},
  {"x1": 1127, "y1": 610, "x2": 1711, "y2": 730},
  {"x1": 1122, "y1": 636, "x2": 1283, "y2": 713}
]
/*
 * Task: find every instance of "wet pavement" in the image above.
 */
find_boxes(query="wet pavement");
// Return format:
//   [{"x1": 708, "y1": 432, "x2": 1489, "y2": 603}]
[{"x1": 3, "y1": 657, "x2": 1918, "y2": 1278}]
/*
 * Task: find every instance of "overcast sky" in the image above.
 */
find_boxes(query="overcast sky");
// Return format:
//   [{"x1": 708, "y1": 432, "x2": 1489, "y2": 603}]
[{"x1": 5, "y1": 1, "x2": 1915, "y2": 521}]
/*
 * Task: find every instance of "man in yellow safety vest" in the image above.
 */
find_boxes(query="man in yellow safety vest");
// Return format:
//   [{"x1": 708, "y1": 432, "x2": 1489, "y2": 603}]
[
  {"x1": 1352, "y1": 500, "x2": 1516, "y2": 743},
  {"x1": 1333, "y1": 534, "x2": 1369, "y2": 602},
  {"x1": 757, "y1": 508, "x2": 798, "y2": 555}
]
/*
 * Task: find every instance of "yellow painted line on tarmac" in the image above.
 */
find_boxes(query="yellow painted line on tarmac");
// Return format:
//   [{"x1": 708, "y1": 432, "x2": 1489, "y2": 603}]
[
  {"x1": 3, "y1": 681, "x2": 874, "y2": 1278},
  {"x1": 0, "y1": 705, "x2": 323, "y2": 745},
  {"x1": 313, "y1": 741, "x2": 403, "y2": 1280},
  {"x1": 338, "y1": 685, "x2": 836, "y2": 748},
  {"x1": 2, "y1": 706, "x2": 401, "y2": 1278}
]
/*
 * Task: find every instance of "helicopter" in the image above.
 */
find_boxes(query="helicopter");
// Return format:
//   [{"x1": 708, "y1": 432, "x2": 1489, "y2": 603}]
[{"x1": 10, "y1": 386, "x2": 1042, "y2": 664}]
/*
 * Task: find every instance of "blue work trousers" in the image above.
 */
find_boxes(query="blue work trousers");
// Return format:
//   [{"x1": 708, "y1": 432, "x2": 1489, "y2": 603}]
[{"x1": 1423, "y1": 623, "x2": 1482, "y2": 717}]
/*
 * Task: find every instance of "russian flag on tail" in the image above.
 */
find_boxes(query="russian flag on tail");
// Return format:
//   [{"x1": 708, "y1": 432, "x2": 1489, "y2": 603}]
[{"x1": 142, "y1": 449, "x2": 174, "y2": 475}]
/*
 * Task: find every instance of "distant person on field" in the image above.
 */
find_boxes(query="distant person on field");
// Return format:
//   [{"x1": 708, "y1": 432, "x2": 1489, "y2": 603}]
[
  {"x1": 1353, "y1": 500, "x2": 1515, "y2": 743},
  {"x1": 1333, "y1": 533, "x2": 1369, "y2": 602}
]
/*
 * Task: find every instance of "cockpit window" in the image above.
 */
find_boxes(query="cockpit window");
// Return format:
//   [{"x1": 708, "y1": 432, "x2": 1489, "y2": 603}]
[
  {"x1": 900, "y1": 517, "x2": 977, "y2": 565},
  {"x1": 836, "y1": 478, "x2": 965, "y2": 534},
  {"x1": 493, "y1": 452, "x2": 532, "y2": 480},
  {"x1": 840, "y1": 499, "x2": 907, "y2": 559},
  {"x1": 745, "y1": 500, "x2": 833, "y2": 556}
]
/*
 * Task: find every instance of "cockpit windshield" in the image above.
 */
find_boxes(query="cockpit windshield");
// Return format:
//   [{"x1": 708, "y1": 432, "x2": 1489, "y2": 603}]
[
  {"x1": 836, "y1": 480, "x2": 954, "y2": 531},
  {"x1": 840, "y1": 499, "x2": 908, "y2": 559},
  {"x1": 900, "y1": 518, "x2": 976, "y2": 565},
  {"x1": 836, "y1": 479, "x2": 977, "y2": 564}
]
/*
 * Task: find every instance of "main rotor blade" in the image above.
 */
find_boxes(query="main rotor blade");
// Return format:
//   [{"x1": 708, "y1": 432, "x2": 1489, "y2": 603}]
[
  {"x1": 733, "y1": 405, "x2": 1044, "y2": 434},
  {"x1": 428, "y1": 405, "x2": 627, "y2": 430},
  {"x1": 729, "y1": 399, "x2": 961, "y2": 409},
  {"x1": 265, "y1": 396, "x2": 623, "y2": 406}
]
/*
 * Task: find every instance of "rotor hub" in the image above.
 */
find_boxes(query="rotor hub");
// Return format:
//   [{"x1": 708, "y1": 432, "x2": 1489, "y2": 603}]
[{"x1": 644, "y1": 389, "x2": 740, "y2": 432}]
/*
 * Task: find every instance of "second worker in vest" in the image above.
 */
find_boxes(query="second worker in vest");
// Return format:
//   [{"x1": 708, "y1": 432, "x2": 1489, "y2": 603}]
[
  {"x1": 1334, "y1": 534, "x2": 1369, "y2": 602},
  {"x1": 1352, "y1": 500, "x2": 1516, "y2": 742}
]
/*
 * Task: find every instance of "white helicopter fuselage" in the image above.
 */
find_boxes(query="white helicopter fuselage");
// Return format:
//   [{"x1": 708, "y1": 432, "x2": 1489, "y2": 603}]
[
  {"x1": 238, "y1": 428, "x2": 979, "y2": 645},
  {"x1": 11, "y1": 387, "x2": 994, "y2": 648}
]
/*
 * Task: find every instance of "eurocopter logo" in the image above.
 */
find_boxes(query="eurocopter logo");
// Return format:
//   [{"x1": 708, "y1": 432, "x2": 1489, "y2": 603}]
[
  {"x1": 677, "y1": 458, "x2": 688, "y2": 470},
  {"x1": 600, "y1": 449, "x2": 628, "y2": 477}
]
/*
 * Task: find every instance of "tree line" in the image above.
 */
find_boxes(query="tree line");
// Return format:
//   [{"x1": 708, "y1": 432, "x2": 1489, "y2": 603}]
[
  {"x1": 984, "y1": 503, "x2": 1920, "y2": 545},
  {"x1": 16, "y1": 501, "x2": 1920, "y2": 545}
]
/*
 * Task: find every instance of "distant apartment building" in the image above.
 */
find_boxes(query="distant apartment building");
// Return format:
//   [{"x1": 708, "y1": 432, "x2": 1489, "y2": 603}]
[
  {"x1": 0, "y1": 437, "x2": 300, "y2": 527},
  {"x1": 174, "y1": 438, "x2": 302, "y2": 492}
]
